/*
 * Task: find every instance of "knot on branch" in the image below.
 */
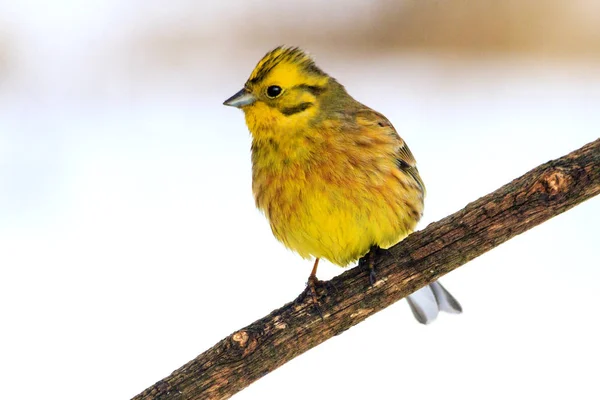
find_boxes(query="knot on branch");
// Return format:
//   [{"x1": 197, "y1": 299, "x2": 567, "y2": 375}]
[
  {"x1": 232, "y1": 331, "x2": 249, "y2": 347},
  {"x1": 228, "y1": 329, "x2": 259, "y2": 358},
  {"x1": 530, "y1": 168, "x2": 574, "y2": 199}
]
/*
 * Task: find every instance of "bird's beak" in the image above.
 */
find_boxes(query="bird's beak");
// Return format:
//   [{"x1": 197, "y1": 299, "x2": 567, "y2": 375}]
[{"x1": 223, "y1": 88, "x2": 256, "y2": 108}]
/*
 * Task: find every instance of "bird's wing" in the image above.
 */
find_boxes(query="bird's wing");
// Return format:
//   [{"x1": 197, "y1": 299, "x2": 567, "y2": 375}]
[{"x1": 354, "y1": 107, "x2": 426, "y2": 194}]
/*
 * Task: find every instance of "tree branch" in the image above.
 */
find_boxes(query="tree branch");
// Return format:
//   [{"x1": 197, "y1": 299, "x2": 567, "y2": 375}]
[{"x1": 133, "y1": 139, "x2": 600, "y2": 400}]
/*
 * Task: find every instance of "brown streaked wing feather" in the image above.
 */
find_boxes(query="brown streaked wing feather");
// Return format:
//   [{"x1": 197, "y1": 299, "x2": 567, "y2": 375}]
[
  {"x1": 398, "y1": 147, "x2": 427, "y2": 195},
  {"x1": 396, "y1": 143, "x2": 426, "y2": 195},
  {"x1": 353, "y1": 107, "x2": 426, "y2": 194}
]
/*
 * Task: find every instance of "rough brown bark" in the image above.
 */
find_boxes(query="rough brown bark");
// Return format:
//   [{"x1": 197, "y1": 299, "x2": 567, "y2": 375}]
[{"x1": 133, "y1": 139, "x2": 600, "y2": 400}]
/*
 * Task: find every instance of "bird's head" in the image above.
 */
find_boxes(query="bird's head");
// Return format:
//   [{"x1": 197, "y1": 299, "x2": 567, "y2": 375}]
[{"x1": 224, "y1": 46, "x2": 337, "y2": 138}]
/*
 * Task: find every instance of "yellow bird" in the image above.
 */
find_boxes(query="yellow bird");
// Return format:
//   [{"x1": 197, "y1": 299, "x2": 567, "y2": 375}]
[{"x1": 224, "y1": 46, "x2": 461, "y2": 323}]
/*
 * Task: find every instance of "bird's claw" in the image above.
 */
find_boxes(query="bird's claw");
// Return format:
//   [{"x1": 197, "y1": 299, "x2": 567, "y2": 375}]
[
  {"x1": 297, "y1": 277, "x2": 336, "y2": 319},
  {"x1": 360, "y1": 245, "x2": 392, "y2": 286},
  {"x1": 369, "y1": 268, "x2": 377, "y2": 286}
]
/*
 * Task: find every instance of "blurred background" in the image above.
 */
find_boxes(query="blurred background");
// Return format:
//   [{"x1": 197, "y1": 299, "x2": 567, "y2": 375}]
[{"x1": 1, "y1": 1, "x2": 599, "y2": 399}]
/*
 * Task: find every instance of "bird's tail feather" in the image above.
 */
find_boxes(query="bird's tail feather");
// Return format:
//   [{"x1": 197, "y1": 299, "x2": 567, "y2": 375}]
[{"x1": 406, "y1": 281, "x2": 462, "y2": 324}]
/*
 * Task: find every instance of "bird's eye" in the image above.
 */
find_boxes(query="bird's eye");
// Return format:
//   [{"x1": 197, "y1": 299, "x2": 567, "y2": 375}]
[{"x1": 266, "y1": 85, "x2": 282, "y2": 98}]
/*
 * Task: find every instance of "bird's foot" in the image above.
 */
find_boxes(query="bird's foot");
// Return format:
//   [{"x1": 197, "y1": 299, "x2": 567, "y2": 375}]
[
  {"x1": 358, "y1": 246, "x2": 392, "y2": 286},
  {"x1": 297, "y1": 276, "x2": 336, "y2": 319}
]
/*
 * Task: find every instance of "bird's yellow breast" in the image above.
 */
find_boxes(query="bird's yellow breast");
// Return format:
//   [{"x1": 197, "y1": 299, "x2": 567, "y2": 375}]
[{"x1": 251, "y1": 122, "x2": 423, "y2": 266}]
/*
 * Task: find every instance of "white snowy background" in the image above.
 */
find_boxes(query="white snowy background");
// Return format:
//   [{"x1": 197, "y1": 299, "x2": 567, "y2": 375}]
[{"x1": 1, "y1": 1, "x2": 599, "y2": 399}]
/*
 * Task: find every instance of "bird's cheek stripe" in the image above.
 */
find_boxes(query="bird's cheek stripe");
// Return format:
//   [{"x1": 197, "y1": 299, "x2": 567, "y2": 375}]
[{"x1": 280, "y1": 102, "x2": 313, "y2": 116}]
